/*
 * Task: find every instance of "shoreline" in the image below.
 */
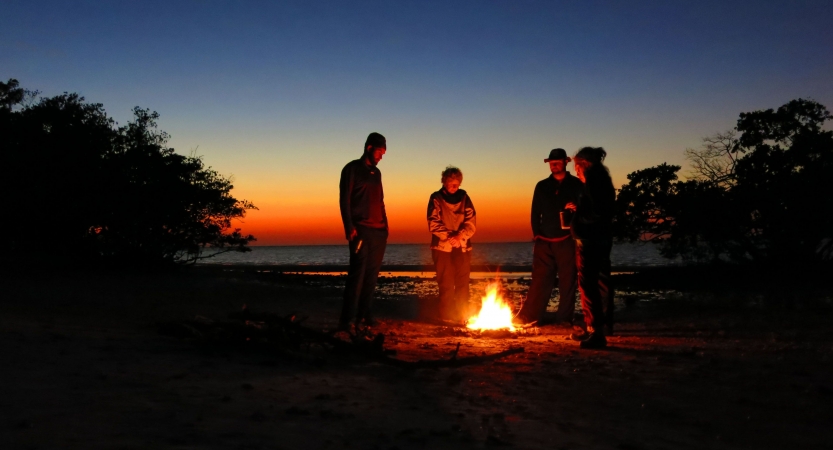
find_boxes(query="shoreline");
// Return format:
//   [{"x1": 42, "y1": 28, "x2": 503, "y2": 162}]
[{"x1": 193, "y1": 263, "x2": 644, "y2": 274}]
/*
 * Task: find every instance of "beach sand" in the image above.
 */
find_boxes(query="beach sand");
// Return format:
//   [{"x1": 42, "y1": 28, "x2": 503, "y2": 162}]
[{"x1": 2, "y1": 270, "x2": 832, "y2": 449}]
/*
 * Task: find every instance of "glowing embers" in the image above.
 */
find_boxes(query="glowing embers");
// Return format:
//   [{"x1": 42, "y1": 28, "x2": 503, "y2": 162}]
[{"x1": 467, "y1": 281, "x2": 516, "y2": 331}]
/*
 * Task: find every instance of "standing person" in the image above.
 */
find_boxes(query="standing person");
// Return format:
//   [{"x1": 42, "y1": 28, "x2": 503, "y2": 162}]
[
  {"x1": 338, "y1": 132, "x2": 389, "y2": 331},
  {"x1": 427, "y1": 166, "x2": 477, "y2": 323},
  {"x1": 570, "y1": 146, "x2": 616, "y2": 349},
  {"x1": 517, "y1": 148, "x2": 584, "y2": 325}
]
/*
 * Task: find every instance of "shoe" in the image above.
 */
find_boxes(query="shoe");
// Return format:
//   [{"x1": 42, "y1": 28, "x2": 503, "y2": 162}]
[
  {"x1": 579, "y1": 332, "x2": 607, "y2": 349},
  {"x1": 570, "y1": 326, "x2": 589, "y2": 341}
]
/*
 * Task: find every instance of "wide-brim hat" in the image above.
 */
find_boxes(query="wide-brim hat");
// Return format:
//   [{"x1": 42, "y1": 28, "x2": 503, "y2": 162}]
[{"x1": 544, "y1": 148, "x2": 571, "y2": 162}]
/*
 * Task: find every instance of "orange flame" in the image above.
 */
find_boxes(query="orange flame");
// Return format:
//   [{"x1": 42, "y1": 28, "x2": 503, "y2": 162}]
[{"x1": 466, "y1": 282, "x2": 516, "y2": 331}]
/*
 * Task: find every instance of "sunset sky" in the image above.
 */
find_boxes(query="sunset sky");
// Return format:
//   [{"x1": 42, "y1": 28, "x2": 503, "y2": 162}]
[{"x1": 3, "y1": 1, "x2": 831, "y2": 245}]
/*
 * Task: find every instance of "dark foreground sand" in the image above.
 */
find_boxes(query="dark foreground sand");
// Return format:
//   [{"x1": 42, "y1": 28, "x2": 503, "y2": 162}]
[{"x1": 2, "y1": 270, "x2": 832, "y2": 450}]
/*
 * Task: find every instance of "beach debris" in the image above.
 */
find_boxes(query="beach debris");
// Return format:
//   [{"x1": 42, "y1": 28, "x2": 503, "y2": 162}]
[{"x1": 158, "y1": 306, "x2": 524, "y2": 368}]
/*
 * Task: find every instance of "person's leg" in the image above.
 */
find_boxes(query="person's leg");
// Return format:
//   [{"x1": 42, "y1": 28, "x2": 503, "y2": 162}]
[
  {"x1": 433, "y1": 249, "x2": 455, "y2": 321},
  {"x1": 553, "y1": 238, "x2": 577, "y2": 323},
  {"x1": 599, "y1": 239, "x2": 614, "y2": 334},
  {"x1": 576, "y1": 239, "x2": 605, "y2": 333},
  {"x1": 356, "y1": 229, "x2": 387, "y2": 325},
  {"x1": 340, "y1": 234, "x2": 369, "y2": 328},
  {"x1": 452, "y1": 248, "x2": 472, "y2": 321},
  {"x1": 518, "y1": 240, "x2": 557, "y2": 323}
]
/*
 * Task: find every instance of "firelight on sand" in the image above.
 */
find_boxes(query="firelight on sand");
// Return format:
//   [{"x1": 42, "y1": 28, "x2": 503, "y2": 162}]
[{"x1": 467, "y1": 282, "x2": 516, "y2": 331}]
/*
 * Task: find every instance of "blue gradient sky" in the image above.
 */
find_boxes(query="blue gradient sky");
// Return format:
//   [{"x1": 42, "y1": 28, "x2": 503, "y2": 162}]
[{"x1": 3, "y1": 0, "x2": 831, "y2": 244}]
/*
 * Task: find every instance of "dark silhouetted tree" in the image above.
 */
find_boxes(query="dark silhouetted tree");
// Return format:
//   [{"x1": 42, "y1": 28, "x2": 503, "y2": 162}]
[
  {"x1": 614, "y1": 99, "x2": 832, "y2": 264},
  {"x1": 733, "y1": 99, "x2": 833, "y2": 262},
  {"x1": 683, "y1": 130, "x2": 740, "y2": 189},
  {"x1": 1, "y1": 80, "x2": 256, "y2": 267}
]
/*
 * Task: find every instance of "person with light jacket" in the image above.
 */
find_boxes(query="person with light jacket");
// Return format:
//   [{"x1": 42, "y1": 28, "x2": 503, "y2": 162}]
[{"x1": 427, "y1": 166, "x2": 476, "y2": 323}]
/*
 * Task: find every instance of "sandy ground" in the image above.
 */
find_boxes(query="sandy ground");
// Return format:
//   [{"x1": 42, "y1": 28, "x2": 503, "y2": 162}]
[{"x1": 2, "y1": 270, "x2": 832, "y2": 450}]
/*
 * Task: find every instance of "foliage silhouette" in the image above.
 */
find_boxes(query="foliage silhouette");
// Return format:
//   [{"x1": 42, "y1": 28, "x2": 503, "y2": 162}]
[
  {"x1": 1, "y1": 79, "x2": 256, "y2": 267},
  {"x1": 614, "y1": 99, "x2": 833, "y2": 264}
]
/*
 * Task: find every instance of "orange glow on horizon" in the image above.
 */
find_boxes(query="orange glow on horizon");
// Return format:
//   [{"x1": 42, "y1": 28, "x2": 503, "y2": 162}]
[{"x1": 234, "y1": 195, "x2": 532, "y2": 246}]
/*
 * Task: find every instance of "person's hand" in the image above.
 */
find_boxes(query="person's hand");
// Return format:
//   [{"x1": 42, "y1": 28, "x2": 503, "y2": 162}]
[
  {"x1": 564, "y1": 202, "x2": 577, "y2": 212},
  {"x1": 448, "y1": 236, "x2": 461, "y2": 248},
  {"x1": 347, "y1": 229, "x2": 358, "y2": 241}
]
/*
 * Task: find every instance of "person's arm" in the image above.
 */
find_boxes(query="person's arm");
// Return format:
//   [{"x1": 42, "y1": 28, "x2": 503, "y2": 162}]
[
  {"x1": 530, "y1": 182, "x2": 543, "y2": 239},
  {"x1": 339, "y1": 164, "x2": 356, "y2": 240},
  {"x1": 427, "y1": 195, "x2": 451, "y2": 240},
  {"x1": 575, "y1": 180, "x2": 597, "y2": 224},
  {"x1": 457, "y1": 194, "x2": 476, "y2": 240},
  {"x1": 380, "y1": 173, "x2": 389, "y2": 232}
]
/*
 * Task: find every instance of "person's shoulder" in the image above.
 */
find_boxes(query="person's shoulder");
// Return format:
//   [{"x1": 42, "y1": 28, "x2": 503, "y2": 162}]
[
  {"x1": 535, "y1": 176, "x2": 553, "y2": 187},
  {"x1": 343, "y1": 158, "x2": 363, "y2": 169},
  {"x1": 564, "y1": 172, "x2": 583, "y2": 186}
]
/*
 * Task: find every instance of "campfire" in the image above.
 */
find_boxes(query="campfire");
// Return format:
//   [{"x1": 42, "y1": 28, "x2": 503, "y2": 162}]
[{"x1": 466, "y1": 281, "x2": 516, "y2": 331}]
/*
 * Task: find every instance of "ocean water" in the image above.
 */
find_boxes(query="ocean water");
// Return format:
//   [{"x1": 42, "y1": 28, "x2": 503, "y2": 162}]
[{"x1": 199, "y1": 242, "x2": 679, "y2": 268}]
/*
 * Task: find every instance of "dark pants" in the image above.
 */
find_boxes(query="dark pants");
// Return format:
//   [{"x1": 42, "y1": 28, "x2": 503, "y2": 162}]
[
  {"x1": 518, "y1": 238, "x2": 577, "y2": 323},
  {"x1": 340, "y1": 226, "x2": 387, "y2": 327},
  {"x1": 576, "y1": 238, "x2": 612, "y2": 332},
  {"x1": 432, "y1": 248, "x2": 472, "y2": 322},
  {"x1": 600, "y1": 240, "x2": 615, "y2": 330}
]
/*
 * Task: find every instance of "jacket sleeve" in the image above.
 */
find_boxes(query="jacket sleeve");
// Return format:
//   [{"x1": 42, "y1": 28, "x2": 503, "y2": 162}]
[
  {"x1": 530, "y1": 183, "x2": 543, "y2": 237},
  {"x1": 380, "y1": 173, "x2": 389, "y2": 231},
  {"x1": 457, "y1": 194, "x2": 476, "y2": 240},
  {"x1": 427, "y1": 195, "x2": 451, "y2": 239},
  {"x1": 575, "y1": 182, "x2": 597, "y2": 224},
  {"x1": 339, "y1": 164, "x2": 354, "y2": 239}
]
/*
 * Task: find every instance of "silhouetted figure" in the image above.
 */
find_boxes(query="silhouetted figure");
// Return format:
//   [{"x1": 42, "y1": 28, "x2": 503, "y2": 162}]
[
  {"x1": 570, "y1": 147, "x2": 616, "y2": 349},
  {"x1": 338, "y1": 133, "x2": 389, "y2": 330},
  {"x1": 427, "y1": 166, "x2": 477, "y2": 323},
  {"x1": 517, "y1": 148, "x2": 583, "y2": 325}
]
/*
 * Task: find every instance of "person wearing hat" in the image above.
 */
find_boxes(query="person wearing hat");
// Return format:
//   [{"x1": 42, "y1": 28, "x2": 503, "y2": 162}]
[
  {"x1": 338, "y1": 132, "x2": 389, "y2": 331},
  {"x1": 516, "y1": 148, "x2": 584, "y2": 326}
]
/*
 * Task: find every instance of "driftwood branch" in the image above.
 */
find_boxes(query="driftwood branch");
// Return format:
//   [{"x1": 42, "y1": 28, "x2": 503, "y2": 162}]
[
  {"x1": 159, "y1": 307, "x2": 525, "y2": 368},
  {"x1": 380, "y1": 346, "x2": 525, "y2": 369}
]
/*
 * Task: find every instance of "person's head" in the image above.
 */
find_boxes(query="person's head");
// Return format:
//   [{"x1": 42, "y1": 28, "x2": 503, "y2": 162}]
[
  {"x1": 363, "y1": 132, "x2": 387, "y2": 165},
  {"x1": 573, "y1": 146, "x2": 608, "y2": 183},
  {"x1": 441, "y1": 166, "x2": 463, "y2": 194},
  {"x1": 544, "y1": 148, "x2": 571, "y2": 177}
]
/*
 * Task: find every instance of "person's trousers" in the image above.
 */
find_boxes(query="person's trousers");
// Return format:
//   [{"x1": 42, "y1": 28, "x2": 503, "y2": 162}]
[
  {"x1": 340, "y1": 226, "x2": 387, "y2": 327},
  {"x1": 576, "y1": 238, "x2": 612, "y2": 332},
  {"x1": 599, "y1": 240, "x2": 614, "y2": 330},
  {"x1": 432, "y1": 248, "x2": 472, "y2": 322},
  {"x1": 518, "y1": 238, "x2": 577, "y2": 323}
]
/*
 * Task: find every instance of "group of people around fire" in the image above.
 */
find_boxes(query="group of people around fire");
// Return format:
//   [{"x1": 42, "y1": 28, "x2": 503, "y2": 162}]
[{"x1": 338, "y1": 132, "x2": 615, "y2": 349}]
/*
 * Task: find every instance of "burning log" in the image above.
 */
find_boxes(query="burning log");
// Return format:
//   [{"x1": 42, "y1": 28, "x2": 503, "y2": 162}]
[{"x1": 466, "y1": 281, "x2": 518, "y2": 332}]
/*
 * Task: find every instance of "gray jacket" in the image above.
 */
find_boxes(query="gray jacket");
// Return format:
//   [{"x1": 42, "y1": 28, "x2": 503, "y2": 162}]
[{"x1": 427, "y1": 189, "x2": 476, "y2": 252}]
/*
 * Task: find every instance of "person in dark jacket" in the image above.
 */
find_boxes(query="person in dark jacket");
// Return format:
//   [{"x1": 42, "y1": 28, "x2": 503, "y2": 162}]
[
  {"x1": 427, "y1": 166, "x2": 477, "y2": 323},
  {"x1": 516, "y1": 148, "x2": 584, "y2": 325},
  {"x1": 570, "y1": 146, "x2": 616, "y2": 349},
  {"x1": 338, "y1": 132, "x2": 389, "y2": 331}
]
